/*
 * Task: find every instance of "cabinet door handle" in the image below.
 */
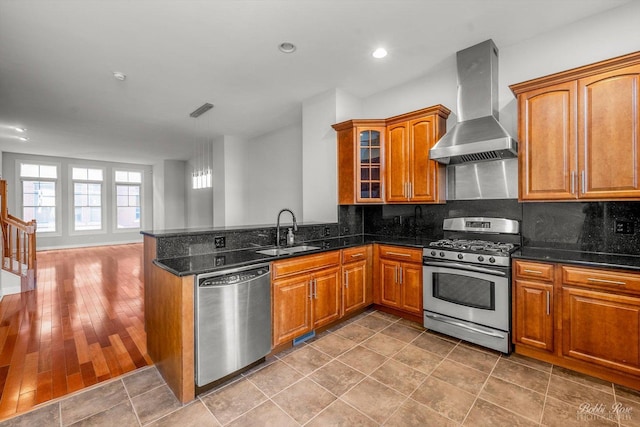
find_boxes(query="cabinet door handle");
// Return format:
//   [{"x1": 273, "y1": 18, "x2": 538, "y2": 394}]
[
  {"x1": 409, "y1": 182, "x2": 413, "y2": 198},
  {"x1": 399, "y1": 267, "x2": 403, "y2": 285},
  {"x1": 344, "y1": 271, "x2": 348, "y2": 288},
  {"x1": 309, "y1": 279, "x2": 313, "y2": 299},
  {"x1": 523, "y1": 269, "x2": 543, "y2": 275},
  {"x1": 313, "y1": 278, "x2": 318, "y2": 298},
  {"x1": 571, "y1": 171, "x2": 576, "y2": 195},
  {"x1": 587, "y1": 277, "x2": 626, "y2": 286},
  {"x1": 581, "y1": 170, "x2": 586, "y2": 194},
  {"x1": 386, "y1": 251, "x2": 411, "y2": 258},
  {"x1": 546, "y1": 290, "x2": 550, "y2": 316},
  {"x1": 350, "y1": 253, "x2": 364, "y2": 258},
  {"x1": 394, "y1": 266, "x2": 398, "y2": 284}
]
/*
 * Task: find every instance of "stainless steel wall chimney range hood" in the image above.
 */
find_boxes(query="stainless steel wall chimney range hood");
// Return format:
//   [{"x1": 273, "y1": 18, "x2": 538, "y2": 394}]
[{"x1": 430, "y1": 39, "x2": 517, "y2": 164}]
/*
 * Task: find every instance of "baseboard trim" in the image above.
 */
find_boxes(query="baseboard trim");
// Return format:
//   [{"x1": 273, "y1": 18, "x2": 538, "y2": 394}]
[{"x1": 37, "y1": 239, "x2": 143, "y2": 251}]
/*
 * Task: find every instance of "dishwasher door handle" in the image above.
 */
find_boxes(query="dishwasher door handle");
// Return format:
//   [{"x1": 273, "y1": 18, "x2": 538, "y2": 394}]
[{"x1": 200, "y1": 270, "x2": 271, "y2": 288}]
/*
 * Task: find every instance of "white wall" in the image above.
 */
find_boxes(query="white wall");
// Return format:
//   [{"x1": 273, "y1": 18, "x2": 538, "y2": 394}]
[
  {"x1": 185, "y1": 149, "x2": 214, "y2": 228},
  {"x1": 152, "y1": 161, "x2": 165, "y2": 230},
  {"x1": 223, "y1": 136, "x2": 249, "y2": 226},
  {"x1": 336, "y1": 89, "x2": 363, "y2": 123},
  {"x1": 300, "y1": 89, "x2": 363, "y2": 223},
  {"x1": 2, "y1": 152, "x2": 152, "y2": 249},
  {"x1": 302, "y1": 90, "x2": 337, "y2": 223},
  {"x1": 163, "y1": 160, "x2": 186, "y2": 229},
  {"x1": 362, "y1": 57, "x2": 458, "y2": 123},
  {"x1": 184, "y1": 127, "x2": 303, "y2": 228},
  {"x1": 212, "y1": 137, "x2": 226, "y2": 227},
  {"x1": 244, "y1": 124, "x2": 303, "y2": 225}
]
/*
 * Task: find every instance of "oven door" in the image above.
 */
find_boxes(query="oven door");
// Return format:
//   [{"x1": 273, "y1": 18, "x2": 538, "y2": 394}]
[{"x1": 423, "y1": 261, "x2": 509, "y2": 331}]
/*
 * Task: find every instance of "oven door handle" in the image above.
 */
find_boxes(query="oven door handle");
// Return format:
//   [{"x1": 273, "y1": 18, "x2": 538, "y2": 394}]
[
  {"x1": 424, "y1": 313, "x2": 506, "y2": 339},
  {"x1": 422, "y1": 260, "x2": 507, "y2": 277}
]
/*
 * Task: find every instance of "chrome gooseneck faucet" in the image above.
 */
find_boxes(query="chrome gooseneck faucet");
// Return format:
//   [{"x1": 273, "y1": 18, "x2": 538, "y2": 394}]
[{"x1": 276, "y1": 208, "x2": 298, "y2": 248}]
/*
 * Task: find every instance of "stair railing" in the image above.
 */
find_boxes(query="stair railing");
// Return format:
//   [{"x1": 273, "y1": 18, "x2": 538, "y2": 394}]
[{"x1": 0, "y1": 179, "x2": 37, "y2": 291}]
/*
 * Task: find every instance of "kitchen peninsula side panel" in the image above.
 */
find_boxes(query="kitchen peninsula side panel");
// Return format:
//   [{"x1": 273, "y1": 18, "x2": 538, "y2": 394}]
[{"x1": 143, "y1": 235, "x2": 195, "y2": 403}]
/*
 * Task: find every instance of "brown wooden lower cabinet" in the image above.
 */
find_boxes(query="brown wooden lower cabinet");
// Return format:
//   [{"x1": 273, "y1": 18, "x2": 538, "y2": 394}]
[
  {"x1": 342, "y1": 245, "x2": 373, "y2": 316},
  {"x1": 272, "y1": 273, "x2": 314, "y2": 346},
  {"x1": 311, "y1": 265, "x2": 342, "y2": 329},
  {"x1": 562, "y1": 286, "x2": 640, "y2": 376},
  {"x1": 374, "y1": 244, "x2": 423, "y2": 317},
  {"x1": 514, "y1": 278, "x2": 554, "y2": 352},
  {"x1": 272, "y1": 251, "x2": 341, "y2": 347},
  {"x1": 513, "y1": 259, "x2": 640, "y2": 389}
]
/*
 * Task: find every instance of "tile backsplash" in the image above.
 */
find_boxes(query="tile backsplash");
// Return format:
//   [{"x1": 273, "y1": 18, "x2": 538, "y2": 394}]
[
  {"x1": 340, "y1": 200, "x2": 640, "y2": 257},
  {"x1": 355, "y1": 200, "x2": 522, "y2": 240},
  {"x1": 521, "y1": 201, "x2": 640, "y2": 256}
]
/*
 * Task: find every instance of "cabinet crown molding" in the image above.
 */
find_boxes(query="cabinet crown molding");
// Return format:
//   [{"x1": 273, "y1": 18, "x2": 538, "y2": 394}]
[
  {"x1": 510, "y1": 50, "x2": 640, "y2": 95},
  {"x1": 331, "y1": 104, "x2": 451, "y2": 130}
]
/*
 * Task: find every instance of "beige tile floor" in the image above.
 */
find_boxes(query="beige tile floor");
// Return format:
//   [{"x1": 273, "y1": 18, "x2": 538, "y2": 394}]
[{"x1": 1, "y1": 309, "x2": 638, "y2": 426}]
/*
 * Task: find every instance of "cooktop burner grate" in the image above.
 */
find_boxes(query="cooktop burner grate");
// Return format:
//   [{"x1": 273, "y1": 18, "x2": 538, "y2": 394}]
[{"x1": 429, "y1": 239, "x2": 517, "y2": 255}]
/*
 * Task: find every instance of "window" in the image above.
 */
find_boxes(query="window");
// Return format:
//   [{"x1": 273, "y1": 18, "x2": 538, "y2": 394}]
[
  {"x1": 115, "y1": 170, "x2": 142, "y2": 229},
  {"x1": 20, "y1": 163, "x2": 58, "y2": 233},
  {"x1": 72, "y1": 167, "x2": 103, "y2": 231}
]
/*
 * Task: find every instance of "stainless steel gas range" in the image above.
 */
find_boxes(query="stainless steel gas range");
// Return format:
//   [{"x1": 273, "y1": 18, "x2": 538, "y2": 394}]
[{"x1": 422, "y1": 217, "x2": 520, "y2": 353}]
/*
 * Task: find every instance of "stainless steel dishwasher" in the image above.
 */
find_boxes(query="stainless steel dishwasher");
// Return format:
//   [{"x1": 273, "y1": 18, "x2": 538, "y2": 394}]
[{"x1": 195, "y1": 263, "x2": 271, "y2": 386}]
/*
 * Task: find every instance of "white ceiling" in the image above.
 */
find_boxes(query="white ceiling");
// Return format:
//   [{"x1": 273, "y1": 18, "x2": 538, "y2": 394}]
[{"x1": 0, "y1": 0, "x2": 630, "y2": 165}]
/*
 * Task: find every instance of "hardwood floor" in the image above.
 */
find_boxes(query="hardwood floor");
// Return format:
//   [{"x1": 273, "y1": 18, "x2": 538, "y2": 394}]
[{"x1": 0, "y1": 243, "x2": 151, "y2": 421}]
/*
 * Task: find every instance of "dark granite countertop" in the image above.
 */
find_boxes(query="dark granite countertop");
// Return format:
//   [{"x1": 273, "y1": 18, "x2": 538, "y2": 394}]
[
  {"x1": 513, "y1": 247, "x2": 640, "y2": 272},
  {"x1": 154, "y1": 234, "x2": 434, "y2": 276},
  {"x1": 141, "y1": 221, "x2": 329, "y2": 238}
]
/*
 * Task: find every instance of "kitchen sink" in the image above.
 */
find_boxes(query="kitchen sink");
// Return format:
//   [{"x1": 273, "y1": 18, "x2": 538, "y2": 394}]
[
  {"x1": 256, "y1": 248, "x2": 291, "y2": 256},
  {"x1": 256, "y1": 245, "x2": 321, "y2": 256},
  {"x1": 284, "y1": 245, "x2": 320, "y2": 253}
]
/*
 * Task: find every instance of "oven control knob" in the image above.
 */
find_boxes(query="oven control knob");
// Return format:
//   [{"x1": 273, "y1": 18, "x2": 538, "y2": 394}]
[
  {"x1": 457, "y1": 254, "x2": 464, "y2": 260},
  {"x1": 430, "y1": 251, "x2": 436, "y2": 256},
  {"x1": 439, "y1": 252, "x2": 445, "y2": 257},
  {"x1": 478, "y1": 256, "x2": 484, "y2": 262},
  {"x1": 489, "y1": 257, "x2": 496, "y2": 263}
]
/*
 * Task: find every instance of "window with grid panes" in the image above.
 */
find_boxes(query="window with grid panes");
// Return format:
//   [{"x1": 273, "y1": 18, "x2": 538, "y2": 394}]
[
  {"x1": 114, "y1": 170, "x2": 142, "y2": 229},
  {"x1": 72, "y1": 167, "x2": 103, "y2": 231},
  {"x1": 20, "y1": 163, "x2": 58, "y2": 233}
]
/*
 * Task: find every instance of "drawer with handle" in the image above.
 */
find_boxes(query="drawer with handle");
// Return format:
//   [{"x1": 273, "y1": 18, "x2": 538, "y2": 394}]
[
  {"x1": 342, "y1": 246, "x2": 369, "y2": 264},
  {"x1": 378, "y1": 244, "x2": 422, "y2": 263},
  {"x1": 562, "y1": 265, "x2": 640, "y2": 295},
  {"x1": 514, "y1": 260, "x2": 555, "y2": 282}
]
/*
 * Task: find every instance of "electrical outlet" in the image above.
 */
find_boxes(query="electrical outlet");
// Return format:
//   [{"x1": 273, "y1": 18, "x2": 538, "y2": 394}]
[
  {"x1": 614, "y1": 220, "x2": 634, "y2": 234},
  {"x1": 324, "y1": 226, "x2": 331, "y2": 237},
  {"x1": 214, "y1": 236, "x2": 226, "y2": 248}
]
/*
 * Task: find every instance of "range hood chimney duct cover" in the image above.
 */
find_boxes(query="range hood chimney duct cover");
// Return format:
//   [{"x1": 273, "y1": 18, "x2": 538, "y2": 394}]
[{"x1": 429, "y1": 39, "x2": 518, "y2": 164}]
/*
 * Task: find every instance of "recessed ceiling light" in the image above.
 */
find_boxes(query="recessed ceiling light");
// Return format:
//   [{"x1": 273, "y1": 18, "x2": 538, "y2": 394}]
[
  {"x1": 278, "y1": 42, "x2": 296, "y2": 54},
  {"x1": 113, "y1": 71, "x2": 127, "y2": 81},
  {"x1": 372, "y1": 48, "x2": 388, "y2": 59},
  {"x1": 14, "y1": 127, "x2": 26, "y2": 133}
]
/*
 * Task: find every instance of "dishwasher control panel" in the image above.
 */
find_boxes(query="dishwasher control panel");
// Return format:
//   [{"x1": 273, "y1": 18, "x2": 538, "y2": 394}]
[{"x1": 200, "y1": 266, "x2": 269, "y2": 287}]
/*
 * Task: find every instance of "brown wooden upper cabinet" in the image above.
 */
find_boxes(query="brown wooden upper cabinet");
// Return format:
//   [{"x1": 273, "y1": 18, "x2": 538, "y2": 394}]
[
  {"x1": 385, "y1": 107, "x2": 450, "y2": 203},
  {"x1": 510, "y1": 51, "x2": 640, "y2": 201},
  {"x1": 332, "y1": 105, "x2": 450, "y2": 205},
  {"x1": 333, "y1": 120, "x2": 386, "y2": 204}
]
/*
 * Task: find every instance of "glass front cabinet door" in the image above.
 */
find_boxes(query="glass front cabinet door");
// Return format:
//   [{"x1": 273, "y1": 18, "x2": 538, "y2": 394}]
[
  {"x1": 333, "y1": 120, "x2": 386, "y2": 204},
  {"x1": 357, "y1": 127, "x2": 384, "y2": 202}
]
